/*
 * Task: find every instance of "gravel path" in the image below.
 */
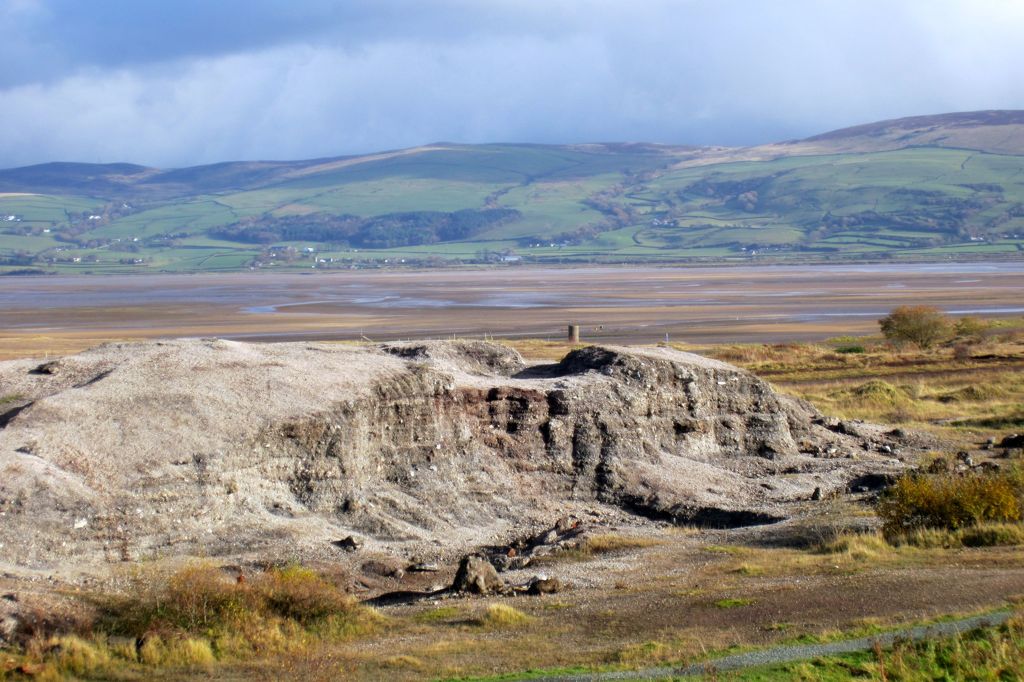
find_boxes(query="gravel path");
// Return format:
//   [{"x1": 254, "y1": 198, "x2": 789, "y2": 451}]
[{"x1": 530, "y1": 610, "x2": 1013, "y2": 681}]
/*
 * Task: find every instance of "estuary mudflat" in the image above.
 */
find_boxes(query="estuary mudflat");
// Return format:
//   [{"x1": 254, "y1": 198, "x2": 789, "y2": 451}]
[{"x1": 3, "y1": 262, "x2": 1022, "y2": 359}]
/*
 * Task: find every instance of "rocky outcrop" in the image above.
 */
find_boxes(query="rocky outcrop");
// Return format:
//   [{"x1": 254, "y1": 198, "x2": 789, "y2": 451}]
[
  {"x1": 450, "y1": 555, "x2": 506, "y2": 595},
  {"x1": 0, "y1": 339, "x2": 905, "y2": 576}
]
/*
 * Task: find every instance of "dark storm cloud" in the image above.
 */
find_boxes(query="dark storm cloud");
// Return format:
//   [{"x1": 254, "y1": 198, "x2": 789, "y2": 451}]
[
  {"x1": 0, "y1": 0, "x2": 577, "y2": 87},
  {"x1": 1, "y1": 0, "x2": 1023, "y2": 168}
]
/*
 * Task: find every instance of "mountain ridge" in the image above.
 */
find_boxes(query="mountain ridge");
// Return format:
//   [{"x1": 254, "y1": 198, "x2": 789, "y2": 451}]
[{"x1": 3, "y1": 110, "x2": 1022, "y2": 198}]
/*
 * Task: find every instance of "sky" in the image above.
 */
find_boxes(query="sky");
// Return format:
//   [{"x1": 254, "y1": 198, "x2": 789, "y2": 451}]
[{"x1": 2, "y1": 0, "x2": 1023, "y2": 169}]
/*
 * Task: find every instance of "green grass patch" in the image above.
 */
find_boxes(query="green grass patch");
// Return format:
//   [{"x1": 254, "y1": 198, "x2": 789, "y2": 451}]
[{"x1": 413, "y1": 606, "x2": 463, "y2": 623}]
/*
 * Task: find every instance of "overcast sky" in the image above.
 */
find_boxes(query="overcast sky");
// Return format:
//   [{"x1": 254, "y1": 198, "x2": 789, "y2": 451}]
[{"x1": 2, "y1": 0, "x2": 1023, "y2": 169}]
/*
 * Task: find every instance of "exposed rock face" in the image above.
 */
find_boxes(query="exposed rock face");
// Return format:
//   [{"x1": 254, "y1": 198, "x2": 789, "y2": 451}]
[{"x1": 0, "y1": 339, "x2": 903, "y2": 575}]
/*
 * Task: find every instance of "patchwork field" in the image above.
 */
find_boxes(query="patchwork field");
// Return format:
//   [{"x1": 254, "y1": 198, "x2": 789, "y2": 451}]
[{"x1": 2, "y1": 112, "x2": 1024, "y2": 272}]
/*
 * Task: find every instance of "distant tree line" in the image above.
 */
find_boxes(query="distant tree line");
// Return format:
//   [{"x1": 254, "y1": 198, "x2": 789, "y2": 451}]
[
  {"x1": 210, "y1": 208, "x2": 522, "y2": 248},
  {"x1": 681, "y1": 173, "x2": 1015, "y2": 242}
]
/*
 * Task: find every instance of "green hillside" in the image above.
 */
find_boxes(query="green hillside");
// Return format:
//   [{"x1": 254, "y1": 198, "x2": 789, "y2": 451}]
[{"x1": 1, "y1": 112, "x2": 1023, "y2": 273}]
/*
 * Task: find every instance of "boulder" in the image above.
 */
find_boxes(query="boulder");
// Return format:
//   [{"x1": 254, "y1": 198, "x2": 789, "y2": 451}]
[
  {"x1": 999, "y1": 434, "x2": 1024, "y2": 448},
  {"x1": 451, "y1": 555, "x2": 505, "y2": 595},
  {"x1": 0, "y1": 595, "x2": 21, "y2": 646},
  {"x1": 333, "y1": 536, "x2": 362, "y2": 552},
  {"x1": 527, "y1": 576, "x2": 564, "y2": 595}
]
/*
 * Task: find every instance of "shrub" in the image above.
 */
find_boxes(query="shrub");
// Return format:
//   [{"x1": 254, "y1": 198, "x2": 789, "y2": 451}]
[
  {"x1": 100, "y1": 562, "x2": 367, "y2": 659},
  {"x1": 257, "y1": 565, "x2": 354, "y2": 625},
  {"x1": 954, "y1": 315, "x2": 990, "y2": 340},
  {"x1": 952, "y1": 342, "x2": 973, "y2": 361},
  {"x1": 836, "y1": 345, "x2": 865, "y2": 354},
  {"x1": 877, "y1": 470, "x2": 1024, "y2": 539},
  {"x1": 879, "y1": 305, "x2": 953, "y2": 349},
  {"x1": 108, "y1": 564, "x2": 253, "y2": 636}
]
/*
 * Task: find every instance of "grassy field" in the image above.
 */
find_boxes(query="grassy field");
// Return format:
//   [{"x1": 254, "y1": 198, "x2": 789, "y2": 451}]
[
  {"x1": 2, "y1": 142, "x2": 1024, "y2": 273},
  {"x1": 696, "y1": 331, "x2": 1024, "y2": 439}
]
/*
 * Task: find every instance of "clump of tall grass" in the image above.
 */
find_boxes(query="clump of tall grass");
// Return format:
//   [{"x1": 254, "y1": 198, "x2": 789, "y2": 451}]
[
  {"x1": 823, "y1": 523, "x2": 1024, "y2": 553},
  {"x1": 872, "y1": 613, "x2": 1024, "y2": 679},
  {"x1": 849, "y1": 379, "x2": 909, "y2": 406},
  {"x1": 477, "y1": 603, "x2": 531, "y2": 628},
  {"x1": 818, "y1": 532, "x2": 893, "y2": 560}
]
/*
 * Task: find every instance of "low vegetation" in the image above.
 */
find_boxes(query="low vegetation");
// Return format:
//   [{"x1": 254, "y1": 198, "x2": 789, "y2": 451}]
[
  {"x1": 702, "y1": 317, "x2": 1024, "y2": 430},
  {"x1": 577, "y1": 534, "x2": 661, "y2": 555},
  {"x1": 476, "y1": 604, "x2": 532, "y2": 629},
  {"x1": 729, "y1": 614, "x2": 1024, "y2": 681},
  {"x1": 534, "y1": 533, "x2": 661, "y2": 565},
  {"x1": 879, "y1": 305, "x2": 954, "y2": 348},
  {"x1": 877, "y1": 469, "x2": 1024, "y2": 540},
  {"x1": 2, "y1": 563, "x2": 381, "y2": 679}
]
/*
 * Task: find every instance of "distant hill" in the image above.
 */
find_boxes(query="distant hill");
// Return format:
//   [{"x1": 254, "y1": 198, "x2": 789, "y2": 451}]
[
  {"x1": 0, "y1": 111, "x2": 1022, "y2": 273},
  {"x1": 802, "y1": 109, "x2": 1024, "y2": 154}
]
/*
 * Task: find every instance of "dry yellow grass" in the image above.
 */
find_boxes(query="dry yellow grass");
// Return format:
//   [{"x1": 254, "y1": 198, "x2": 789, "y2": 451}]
[
  {"x1": 820, "y1": 532, "x2": 895, "y2": 561},
  {"x1": 477, "y1": 603, "x2": 532, "y2": 629},
  {"x1": 581, "y1": 534, "x2": 661, "y2": 554},
  {"x1": 701, "y1": 333, "x2": 1024, "y2": 436}
]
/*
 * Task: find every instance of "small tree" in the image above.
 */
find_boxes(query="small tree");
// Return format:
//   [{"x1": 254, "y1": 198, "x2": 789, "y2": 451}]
[{"x1": 879, "y1": 305, "x2": 952, "y2": 349}]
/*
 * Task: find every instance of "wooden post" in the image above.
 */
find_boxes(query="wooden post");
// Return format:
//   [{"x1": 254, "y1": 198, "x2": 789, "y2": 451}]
[{"x1": 567, "y1": 324, "x2": 580, "y2": 343}]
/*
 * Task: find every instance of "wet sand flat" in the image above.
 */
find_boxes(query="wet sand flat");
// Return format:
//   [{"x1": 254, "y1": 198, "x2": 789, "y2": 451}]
[{"x1": 1, "y1": 262, "x2": 1022, "y2": 358}]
